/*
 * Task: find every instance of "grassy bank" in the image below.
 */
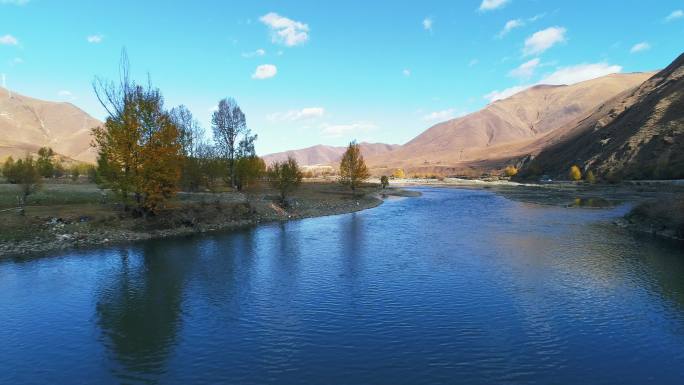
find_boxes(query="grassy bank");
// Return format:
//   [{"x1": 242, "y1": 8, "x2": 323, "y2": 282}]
[
  {"x1": 619, "y1": 199, "x2": 684, "y2": 241},
  {"x1": 0, "y1": 181, "x2": 415, "y2": 257}
]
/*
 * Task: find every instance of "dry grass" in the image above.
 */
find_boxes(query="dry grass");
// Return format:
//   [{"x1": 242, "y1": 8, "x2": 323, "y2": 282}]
[{"x1": 0, "y1": 181, "x2": 388, "y2": 245}]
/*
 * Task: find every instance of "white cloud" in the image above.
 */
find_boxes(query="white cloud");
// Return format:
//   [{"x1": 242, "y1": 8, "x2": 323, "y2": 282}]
[
  {"x1": 252, "y1": 64, "x2": 278, "y2": 80},
  {"x1": 523, "y1": 27, "x2": 566, "y2": 56},
  {"x1": 485, "y1": 62, "x2": 622, "y2": 102},
  {"x1": 0, "y1": 0, "x2": 29, "y2": 5},
  {"x1": 540, "y1": 62, "x2": 622, "y2": 85},
  {"x1": 423, "y1": 17, "x2": 433, "y2": 31},
  {"x1": 509, "y1": 58, "x2": 540, "y2": 79},
  {"x1": 268, "y1": 107, "x2": 325, "y2": 121},
  {"x1": 422, "y1": 108, "x2": 467, "y2": 122},
  {"x1": 484, "y1": 85, "x2": 529, "y2": 102},
  {"x1": 242, "y1": 48, "x2": 266, "y2": 58},
  {"x1": 87, "y1": 35, "x2": 103, "y2": 44},
  {"x1": 479, "y1": 0, "x2": 510, "y2": 11},
  {"x1": 321, "y1": 122, "x2": 377, "y2": 138},
  {"x1": 402, "y1": 69, "x2": 411, "y2": 77},
  {"x1": 0, "y1": 34, "x2": 18, "y2": 46},
  {"x1": 665, "y1": 9, "x2": 683, "y2": 22},
  {"x1": 498, "y1": 19, "x2": 524, "y2": 38},
  {"x1": 259, "y1": 12, "x2": 309, "y2": 47},
  {"x1": 9, "y1": 57, "x2": 22, "y2": 66},
  {"x1": 57, "y1": 90, "x2": 75, "y2": 100},
  {"x1": 528, "y1": 13, "x2": 546, "y2": 22},
  {"x1": 630, "y1": 42, "x2": 650, "y2": 53}
]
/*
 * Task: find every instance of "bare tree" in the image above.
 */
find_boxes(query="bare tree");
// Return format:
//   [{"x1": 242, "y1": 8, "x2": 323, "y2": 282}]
[
  {"x1": 212, "y1": 98, "x2": 247, "y2": 188},
  {"x1": 170, "y1": 105, "x2": 205, "y2": 158}
]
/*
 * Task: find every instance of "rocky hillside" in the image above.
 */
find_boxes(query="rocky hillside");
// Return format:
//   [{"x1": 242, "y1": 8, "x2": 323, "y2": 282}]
[
  {"x1": 523, "y1": 53, "x2": 683, "y2": 180},
  {"x1": 365, "y1": 72, "x2": 653, "y2": 174},
  {"x1": 0, "y1": 87, "x2": 101, "y2": 163}
]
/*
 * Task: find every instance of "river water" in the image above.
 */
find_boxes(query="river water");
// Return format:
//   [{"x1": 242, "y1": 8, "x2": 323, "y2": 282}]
[{"x1": 1, "y1": 187, "x2": 683, "y2": 384}]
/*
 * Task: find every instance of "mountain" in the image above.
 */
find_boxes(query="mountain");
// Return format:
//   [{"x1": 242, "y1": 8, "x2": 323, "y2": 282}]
[
  {"x1": 0, "y1": 87, "x2": 101, "y2": 163},
  {"x1": 366, "y1": 72, "x2": 654, "y2": 175},
  {"x1": 522, "y1": 53, "x2": 684, "y2": 180},
  {"x1": 262, "y1": 142, "x2": 399, "y2": 166}
]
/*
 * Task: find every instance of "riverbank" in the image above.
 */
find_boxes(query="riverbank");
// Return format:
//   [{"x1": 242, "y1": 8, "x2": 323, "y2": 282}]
[
  {"x1": 0, "y1": 182, "x2": 418, "y2": 258},
  {"x1": 389, "y1": 178, "x2": 684, "y2": 242}
]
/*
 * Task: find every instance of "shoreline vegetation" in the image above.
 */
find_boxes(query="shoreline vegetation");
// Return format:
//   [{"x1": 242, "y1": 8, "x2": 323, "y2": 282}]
[{"x1": 0, "y1": 181, "x2": 419, "y2": 258}]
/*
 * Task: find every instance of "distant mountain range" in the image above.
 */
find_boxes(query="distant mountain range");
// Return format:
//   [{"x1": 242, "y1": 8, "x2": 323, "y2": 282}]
[
  {"x1": 365, "y1": 72, "x2": 653, "y2": 175},
  {"x1": 0, "y1": 87, "x2": 100, "y2": 163},
  {"x1": 263, "y1": 54, "x2": 683, "y2": 181},
  {"x1": 262, "y1": 143, "x2": 399, "y2": 166}
]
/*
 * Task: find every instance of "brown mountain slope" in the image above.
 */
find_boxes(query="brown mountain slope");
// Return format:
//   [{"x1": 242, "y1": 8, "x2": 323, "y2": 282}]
[
  {"x1": 523, "y1": 53, "x2": 684, "y2": 180},
  {"x1": 262, "y1": 142, "x2": 399, "y2": 166},
  {"x1": 0, "y1": 87, "x2": 101, "y2": 163},
  {"x1": 366, "y1": 72, "x2": 654, "y2": 172}
]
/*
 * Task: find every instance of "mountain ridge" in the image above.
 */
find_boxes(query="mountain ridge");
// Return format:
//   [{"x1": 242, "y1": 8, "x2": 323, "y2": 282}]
[
  {"x1": 0, "y1": 87, "x2": 101, "y2": 163},
  {"x1": 522, "y1": 53, "x2": 684, "y2": 180}
]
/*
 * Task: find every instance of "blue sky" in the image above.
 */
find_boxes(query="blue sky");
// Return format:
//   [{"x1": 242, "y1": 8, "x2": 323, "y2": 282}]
[{"x1": 1, "y1": 0, "x2": 683, "y2": 155}]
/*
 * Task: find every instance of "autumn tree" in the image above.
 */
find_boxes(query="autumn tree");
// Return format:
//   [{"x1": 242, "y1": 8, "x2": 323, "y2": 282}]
[
  {"x1": 212, "y1": 98, "x2": 256, "y2": 189},
  {"x1": 36, "y1": 147, "x2": 55, "y2": 178},
  {"x1": 92, "y1": 51, "x2": 183, "y2": 215},
  {"x1": 504, "y1": 165, "x2": 518, "y2": 177},
  {"x1": 268, "y1": 156, "x2": 302, "y2": 204},
  {"x1": 380, "y1": 175, "x2": 389, "y2": 189},
  {"x1": 234, "y1": 156, "x2": 266, "y2": 190},
  {"x1": 339, "y1": 141, "x2": 370, "y2": 194},
  {"x1": 569, "y1": 165, "x2": 582, "y2": 181},
  {"x1": 392, "y1": 168, "x2": 405, "y2": 179}
]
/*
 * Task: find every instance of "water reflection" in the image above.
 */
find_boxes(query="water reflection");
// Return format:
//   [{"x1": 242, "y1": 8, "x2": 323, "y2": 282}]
[{"x1": 95, "y1": 243, "x2": 191, "y2": 382}]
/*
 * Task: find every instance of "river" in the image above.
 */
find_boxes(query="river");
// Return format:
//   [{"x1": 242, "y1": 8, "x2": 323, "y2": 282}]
[{"x1": 1, "y1": 187, "x2": 683, "y2": 384}]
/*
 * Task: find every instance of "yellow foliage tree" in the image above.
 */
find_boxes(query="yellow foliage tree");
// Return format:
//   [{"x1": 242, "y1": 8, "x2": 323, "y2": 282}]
[
  {"x1": 392, "y1": 168, "x2": 405, "y2": 179},
  {"x1": 504, "y1": 165, "x2": 518, "y2": 177},
  {"x1": 92, "y1": 55, "x2": 182, "y2": 215},
  {"x1": 339, "y1": 141, "x2": 370, "y2": 193},
  {"x1": 569, "y1": 165, "x2": 582, "y2": 181}
]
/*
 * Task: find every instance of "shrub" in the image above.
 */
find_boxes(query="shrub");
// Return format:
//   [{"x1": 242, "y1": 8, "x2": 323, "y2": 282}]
[
  {"x1": 392, "y1": 168, "x2": 405, "y2": 179},
  {"x1": 504, "y1": 165, "x2": 518, "y2": 177},
  {"x1": 569, "y1": 165, "x2": 582, "y2": 181}
]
